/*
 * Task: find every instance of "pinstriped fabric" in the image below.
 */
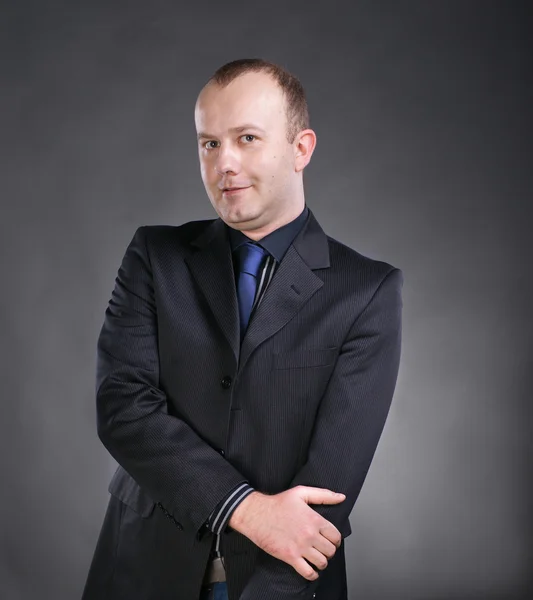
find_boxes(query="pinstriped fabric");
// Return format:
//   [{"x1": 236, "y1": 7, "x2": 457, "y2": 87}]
[
  {"x1": 207, "y1": 208, "x2": 309, "y2": 561},
  {"x1": 206, "y1": 256, "x2": 285, "y2": 553},
  {"x1": 82, "y1": 206, "x2": 403, "y2": 600}
]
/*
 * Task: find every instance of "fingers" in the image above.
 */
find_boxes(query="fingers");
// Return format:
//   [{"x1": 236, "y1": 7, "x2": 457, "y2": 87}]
[
  {"x1": 319, "y1": 522, "x2": 343, "y2": 549},
  {"x1": 297, "y1": 486, "x2": 346, "y2": 505},
  {"x1": 314, "y1": 530, "x2": 340, "y2": 556},
  {"x1": 293, "y1": 557, "x2": 320, "y2": 581},
  {"x1": 290, "y1": 527, "x2": 339, "y2": 581},
  {"x1": 304, "y1": 546, "x2": 330, "y2": 571}
]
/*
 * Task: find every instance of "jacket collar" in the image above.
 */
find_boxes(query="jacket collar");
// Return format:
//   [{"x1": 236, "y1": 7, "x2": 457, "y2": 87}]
[
  {"x1": 185, "y1": 206, "x2": 330, "y2": 371},
  {"x1": 226, "y1": 205, "x2": 310, "y2": 264}
]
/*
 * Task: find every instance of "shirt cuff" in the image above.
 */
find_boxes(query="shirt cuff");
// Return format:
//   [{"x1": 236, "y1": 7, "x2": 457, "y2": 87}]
[{"x1": 207, "y1": 482, "x2": 255, "y2": 535}]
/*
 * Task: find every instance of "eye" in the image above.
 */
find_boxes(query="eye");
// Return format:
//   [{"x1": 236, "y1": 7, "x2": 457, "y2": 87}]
[
  {"x1": 241, "y1": 134, "x2": 256, "y2": 143},
  {"x1": 203, "y1": 140, "x2": 219, "y2": 150}
]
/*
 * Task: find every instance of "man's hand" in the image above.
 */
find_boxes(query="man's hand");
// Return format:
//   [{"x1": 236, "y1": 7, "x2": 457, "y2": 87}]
[{"x1": 228, "y1": 485, "x2": 345, "y2": 581}]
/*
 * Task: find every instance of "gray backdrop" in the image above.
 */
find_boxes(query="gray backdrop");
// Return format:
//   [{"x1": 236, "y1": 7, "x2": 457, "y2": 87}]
[{"x1": 1, "y1": 1, "x2": 531, "y2": 599}]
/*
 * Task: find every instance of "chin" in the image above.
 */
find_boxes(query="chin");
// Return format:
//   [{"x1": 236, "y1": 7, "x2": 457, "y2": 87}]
[{"x1": 221, "y1": 204, "x2": 261, "y2": 224}]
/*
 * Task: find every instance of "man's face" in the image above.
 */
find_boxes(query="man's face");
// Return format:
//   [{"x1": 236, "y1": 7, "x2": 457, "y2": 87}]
[{"x1": 194, "y1": 72, "x2": 299, "y2": 232}]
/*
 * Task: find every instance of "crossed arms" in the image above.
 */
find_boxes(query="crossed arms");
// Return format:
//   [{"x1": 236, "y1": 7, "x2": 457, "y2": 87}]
[{"x1": 96, "y1": 226, "x2": 403, "y2": 600}]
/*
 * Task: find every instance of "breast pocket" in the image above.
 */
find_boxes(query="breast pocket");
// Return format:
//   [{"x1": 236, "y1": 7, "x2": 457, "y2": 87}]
[{"x1": 271, "y1": 347, "x2": 338, "y2": 370}]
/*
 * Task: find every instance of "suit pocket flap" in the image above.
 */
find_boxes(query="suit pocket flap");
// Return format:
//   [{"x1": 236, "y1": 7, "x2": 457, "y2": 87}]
[
  {"x1": 108, "y1": 466, "x2": 156, "y2": 518},
  {"x1": 272, "y1": 347, "x2": 338, "y2": 370}
]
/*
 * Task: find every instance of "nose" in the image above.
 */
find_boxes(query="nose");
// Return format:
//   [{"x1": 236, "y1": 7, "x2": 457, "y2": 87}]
[{"x1": 214, "y1": 143, "x2": 241, "y2": 176}]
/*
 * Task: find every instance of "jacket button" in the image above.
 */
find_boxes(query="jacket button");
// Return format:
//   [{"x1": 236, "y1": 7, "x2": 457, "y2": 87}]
[
  {"x1": 218, "y1": 449, "x2": 225, "y2": 456},
  {"x1": 221, "y1": 376, "x2": 232, "y2": 389}
]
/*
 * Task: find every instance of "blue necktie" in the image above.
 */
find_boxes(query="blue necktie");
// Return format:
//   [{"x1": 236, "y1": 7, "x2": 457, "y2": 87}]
[{"x1": 235, "y1": 241, "x2": 269, "y2": 342}]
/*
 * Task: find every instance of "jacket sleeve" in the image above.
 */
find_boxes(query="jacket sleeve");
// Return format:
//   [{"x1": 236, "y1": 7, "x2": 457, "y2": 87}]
[
  {"x1": 207, "y1": 482, "x2": 256, "y2": 534},
  {"x1": 96, "y1": 226, "x2": 249, "y2": 539},
  {"x1": 238, "y1": 267, "x2": 403, "y2": 600}
]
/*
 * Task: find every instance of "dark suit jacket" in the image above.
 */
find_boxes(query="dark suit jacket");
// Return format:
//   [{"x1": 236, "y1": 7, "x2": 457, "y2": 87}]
[{"x1": 82, "y1": 208, "x2": 403, "y2": 600}]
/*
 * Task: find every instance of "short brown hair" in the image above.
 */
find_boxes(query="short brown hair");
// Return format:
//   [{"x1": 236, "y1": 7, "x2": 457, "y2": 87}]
[{"x1": 207, "y1": 58, "x2": 309, "y2": 144}]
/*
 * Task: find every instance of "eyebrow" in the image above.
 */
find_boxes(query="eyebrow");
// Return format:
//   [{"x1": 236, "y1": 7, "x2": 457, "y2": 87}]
[{"x1": 197, "y1": 124, "x2": 266, "y2": 141}]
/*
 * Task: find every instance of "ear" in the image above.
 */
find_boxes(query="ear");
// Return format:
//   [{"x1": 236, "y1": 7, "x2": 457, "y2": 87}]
[{"x1": 293, "y1": 129, "x2": 317, "y2": 172}]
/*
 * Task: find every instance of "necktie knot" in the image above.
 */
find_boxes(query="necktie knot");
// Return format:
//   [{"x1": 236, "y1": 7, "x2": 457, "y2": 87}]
[{"x1": 236, "y1": 242, "x2": 268, "y2": 278}]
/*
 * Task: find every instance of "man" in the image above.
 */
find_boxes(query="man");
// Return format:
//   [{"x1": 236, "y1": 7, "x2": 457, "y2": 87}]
[{"x1": 82, "y1": 58, "x2": 403, "y2": 600}]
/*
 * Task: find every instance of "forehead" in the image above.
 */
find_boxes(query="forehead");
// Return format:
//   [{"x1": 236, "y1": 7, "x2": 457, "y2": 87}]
[{"x1": 194, "y1": 72, "x2": 286, "y2": 133}]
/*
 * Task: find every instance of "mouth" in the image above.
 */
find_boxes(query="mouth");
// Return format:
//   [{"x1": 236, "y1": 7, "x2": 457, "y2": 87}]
[{"x1": 222, "y1": 186, "x2": 251, "y2": 195}]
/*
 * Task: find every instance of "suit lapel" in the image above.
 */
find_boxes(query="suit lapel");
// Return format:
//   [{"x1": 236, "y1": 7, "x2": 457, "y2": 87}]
[
  {"x1": 184, "y1": 208, "x2": 331, "y2": 372},
  {"x1": 184, "y1": 219, "x2": 241, "y2": 361}
]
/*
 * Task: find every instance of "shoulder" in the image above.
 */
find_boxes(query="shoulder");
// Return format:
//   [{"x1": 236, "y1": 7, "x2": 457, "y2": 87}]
[
  {"x1": 130, "y1": 219, "x2": 216, "y2": 251},
  {"x1": 325, "y1": 233, "x2": 403, "y2": 290}
]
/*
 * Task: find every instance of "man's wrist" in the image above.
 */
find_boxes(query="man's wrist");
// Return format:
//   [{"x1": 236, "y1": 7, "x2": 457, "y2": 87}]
[
  {"x1": 228, "y1": 490, "x2": 263, "y2": 533},
  {"x1": 210, "y1": 483, "x2": 255, "y2": 534}
]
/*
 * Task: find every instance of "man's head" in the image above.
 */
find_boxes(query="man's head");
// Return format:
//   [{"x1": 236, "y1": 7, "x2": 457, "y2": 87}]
[{"x1": 194, "y1": 59, "x2": 316, "y2": 240}]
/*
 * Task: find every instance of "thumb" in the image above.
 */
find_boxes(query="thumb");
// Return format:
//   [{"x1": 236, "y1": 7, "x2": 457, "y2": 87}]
[{"x1": 296, "y1": 486, "x2": 346, "y2": 505}]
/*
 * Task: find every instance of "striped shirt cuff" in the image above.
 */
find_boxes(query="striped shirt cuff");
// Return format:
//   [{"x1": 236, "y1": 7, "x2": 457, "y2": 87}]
[{"x1": 207, "y1": 482, "x2": 255, "y2": 535}]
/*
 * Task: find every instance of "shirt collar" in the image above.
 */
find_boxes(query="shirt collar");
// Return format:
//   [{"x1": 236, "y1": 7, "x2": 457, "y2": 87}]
[{"x1": 226, "y1": 204, "x2": 309, "y2": 263}]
